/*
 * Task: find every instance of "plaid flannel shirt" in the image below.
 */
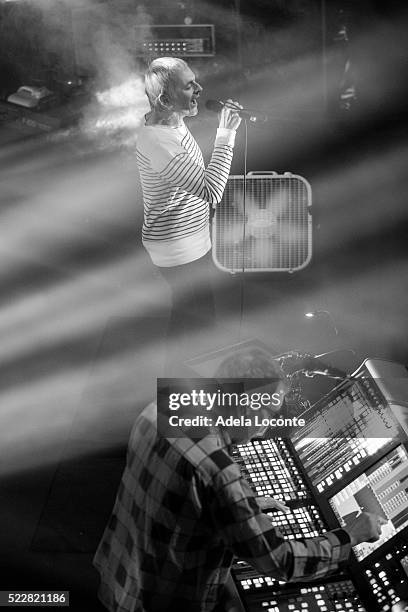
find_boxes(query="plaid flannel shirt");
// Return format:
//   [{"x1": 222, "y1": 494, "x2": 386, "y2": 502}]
[{"x1": 93, "y1": 403, "x2": 351, "y2": 612}]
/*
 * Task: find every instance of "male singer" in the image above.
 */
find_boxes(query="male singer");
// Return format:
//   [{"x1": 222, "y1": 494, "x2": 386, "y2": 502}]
[
  {"x1": 136, "y1": 57, "x2": 242, "y2": 374},
  {"x1": 94, "y1": 347, "x2": 385, "y2": 612}
]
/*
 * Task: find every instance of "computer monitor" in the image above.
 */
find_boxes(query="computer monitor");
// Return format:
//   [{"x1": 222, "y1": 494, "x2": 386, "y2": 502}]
[{"x1": 329, "y1": 445, "x2": 408, "y2": 561}]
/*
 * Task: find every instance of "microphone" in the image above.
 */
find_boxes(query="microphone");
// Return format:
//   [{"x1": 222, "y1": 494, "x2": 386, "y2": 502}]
[{"x1": 205, "y1": 99, "x2": 268, "y2": 123}]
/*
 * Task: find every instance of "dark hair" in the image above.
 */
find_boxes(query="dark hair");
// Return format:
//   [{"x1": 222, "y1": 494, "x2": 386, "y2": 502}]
[{"x1": 216, "y1": 348, "x2": 286, "y2": 380}]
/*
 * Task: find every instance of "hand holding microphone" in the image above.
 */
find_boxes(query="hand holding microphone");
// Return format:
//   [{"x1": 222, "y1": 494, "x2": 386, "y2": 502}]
[
  {"x1": 217, "y1": 98, "x2": 243, "y2": 131},
  {"x1": 206, "y1": 99, "x2": 268, "y2": 125}
]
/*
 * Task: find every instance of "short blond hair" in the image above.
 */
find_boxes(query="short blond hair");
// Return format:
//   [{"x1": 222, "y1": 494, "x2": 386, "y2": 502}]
[{"x1": 145, "y1": 57, "x2": 188, "y2": 110}]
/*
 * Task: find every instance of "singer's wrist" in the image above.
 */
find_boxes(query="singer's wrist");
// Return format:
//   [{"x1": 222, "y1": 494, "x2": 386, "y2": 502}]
[{"x1": 216, "y1": 127, "x2": 236, "y2": 147}]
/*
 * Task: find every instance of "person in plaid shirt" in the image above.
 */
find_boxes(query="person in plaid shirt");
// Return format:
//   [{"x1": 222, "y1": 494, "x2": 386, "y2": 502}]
[{"x1": 93, "y1": 349, "x2": 385, "y2": 612}]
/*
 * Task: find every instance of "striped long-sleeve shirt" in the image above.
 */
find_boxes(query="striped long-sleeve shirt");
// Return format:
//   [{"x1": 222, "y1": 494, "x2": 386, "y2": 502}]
[
  {"x1": 93, "y1": 403, "x2": 352, "y2": 612},
  {"x1": 136, "y1": 122, "x2": 236, "y2": 267}
]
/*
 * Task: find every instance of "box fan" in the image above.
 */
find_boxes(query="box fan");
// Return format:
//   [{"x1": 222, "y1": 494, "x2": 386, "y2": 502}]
[{"x1": 212, "y1": 172, "x2": 312, "y2": 273}]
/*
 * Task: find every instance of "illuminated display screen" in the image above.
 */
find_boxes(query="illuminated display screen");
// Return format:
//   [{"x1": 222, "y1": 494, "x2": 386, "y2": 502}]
[
  {"x1": 329, "y1": 445, "x2": 408, "y2": 561},
  {"x1": 295, "y1": 436, "x2": 393, "y2": 493},
  {"x1": 293, "y1": 377, "x2": 399, "y2": 493}
]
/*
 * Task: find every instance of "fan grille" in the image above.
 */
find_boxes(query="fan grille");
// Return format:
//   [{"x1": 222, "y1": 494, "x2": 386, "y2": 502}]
[{"x1": 212, "y1": 174, "x2": 312, "y2": 273}]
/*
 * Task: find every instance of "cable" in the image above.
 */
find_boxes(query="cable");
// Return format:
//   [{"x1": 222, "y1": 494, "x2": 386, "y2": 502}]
[{"x1": 238, "y1": 118, "x2": 248, "y2": 341}]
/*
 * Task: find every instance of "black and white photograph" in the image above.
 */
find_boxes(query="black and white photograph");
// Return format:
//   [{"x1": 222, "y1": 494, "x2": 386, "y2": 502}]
[{"x1": 0, "y1": 0, "x2": 407, "y2": 610}]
